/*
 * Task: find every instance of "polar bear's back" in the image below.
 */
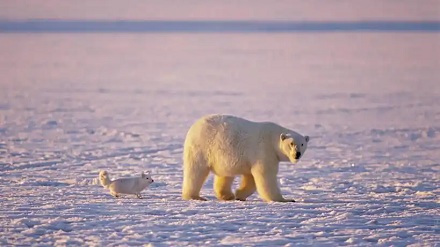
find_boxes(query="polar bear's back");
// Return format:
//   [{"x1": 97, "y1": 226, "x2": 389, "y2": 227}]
[
  {"x1": 185, "y1": 114, "x2": 261, "y2": 147},
  {"x1": 184, "y1": 114, "x2": 285, "y2": 175}
]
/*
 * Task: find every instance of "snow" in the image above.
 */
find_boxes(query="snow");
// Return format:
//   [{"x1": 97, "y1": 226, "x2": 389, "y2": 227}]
[{"x1": 1, "y1": 2, "x2": 440, "y2": 246}]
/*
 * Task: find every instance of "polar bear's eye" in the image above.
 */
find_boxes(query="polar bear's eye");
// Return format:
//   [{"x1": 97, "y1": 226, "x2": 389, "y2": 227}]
[
  {"x1": 301, "y1": 144, "x2": 304, "y2": 147},
  {"x1": 290, "y1": 142, "x2": 294, "y2": 146}
]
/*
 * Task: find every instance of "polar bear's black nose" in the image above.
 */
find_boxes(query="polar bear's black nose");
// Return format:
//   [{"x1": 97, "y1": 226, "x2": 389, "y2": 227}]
[{"x1": 295, "y1": 152, "x2": 301, "y2": 159}]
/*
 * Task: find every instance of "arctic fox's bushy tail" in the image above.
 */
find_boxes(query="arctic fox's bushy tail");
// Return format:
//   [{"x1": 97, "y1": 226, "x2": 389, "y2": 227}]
[{"x1": 99, "y1": 170, "x2": 111, "y2": 188}]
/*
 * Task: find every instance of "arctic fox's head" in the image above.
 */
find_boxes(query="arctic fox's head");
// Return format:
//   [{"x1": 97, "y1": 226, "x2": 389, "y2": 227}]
[
  {"x1": 141, "y1": 171, "x2": 154, "y2": 184},
  {"x1": 99, "y1": 170, "x2": 111, "y2": 187}
]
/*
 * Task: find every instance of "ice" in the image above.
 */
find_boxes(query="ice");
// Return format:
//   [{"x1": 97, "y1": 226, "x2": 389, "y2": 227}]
[{"x1": 1, "y1": 1, "x2": 440, "y2": 246}]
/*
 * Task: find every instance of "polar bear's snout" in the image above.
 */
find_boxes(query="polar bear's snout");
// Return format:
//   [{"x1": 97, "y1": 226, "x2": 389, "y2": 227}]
[{"x1": 295, "y1": 151, "x2": 301, "y2": 159}]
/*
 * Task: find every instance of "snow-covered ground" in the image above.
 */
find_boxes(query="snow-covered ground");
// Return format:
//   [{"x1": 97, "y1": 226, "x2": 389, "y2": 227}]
[{"x1": 1, "y1": 2, "x2": 440, "y2": 246}]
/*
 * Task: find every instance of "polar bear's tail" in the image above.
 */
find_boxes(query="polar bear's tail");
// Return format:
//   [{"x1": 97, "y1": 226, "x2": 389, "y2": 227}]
[{"x1": 98, "y1": 170, "x2": 111, "y2": 188}]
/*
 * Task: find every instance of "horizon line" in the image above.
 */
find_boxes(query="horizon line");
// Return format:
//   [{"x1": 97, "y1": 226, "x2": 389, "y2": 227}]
[{"x1": 1, "y1": 19, "x2": 439, "y2": 33}]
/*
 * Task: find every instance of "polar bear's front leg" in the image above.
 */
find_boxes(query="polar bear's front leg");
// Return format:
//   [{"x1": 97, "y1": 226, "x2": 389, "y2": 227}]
[
  {"x1": 110, "y1": 191, "x2": 120, "y2": 198},
  {"x1": 235, "y1": 174, "x2": 256, "y2": 201},
  {"x1": 214, "y1": 176, "x2": 235, "y2": 200},
  {"x1": 251, "y1": 165, "x2": 295, "y2": 202}
]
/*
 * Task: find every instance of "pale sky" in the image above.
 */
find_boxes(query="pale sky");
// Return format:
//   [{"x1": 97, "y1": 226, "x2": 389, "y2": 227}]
[{"x1": 0, "y1": 0, "x2": 439, "y2": 21}]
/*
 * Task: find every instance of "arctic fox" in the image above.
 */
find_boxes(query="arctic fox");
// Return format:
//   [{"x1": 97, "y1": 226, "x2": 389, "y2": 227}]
[{"x1": 99, "y1": 170, "x2": 154, "y2": 198}]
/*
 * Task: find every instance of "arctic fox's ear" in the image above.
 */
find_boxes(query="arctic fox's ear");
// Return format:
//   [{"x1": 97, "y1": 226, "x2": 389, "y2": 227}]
[
  {"x1": 305, "y1": 136, "x2": 310, "y2": 142},
  {"x1": 280, "y1": 133, "x2": 289, "y2": 141}
]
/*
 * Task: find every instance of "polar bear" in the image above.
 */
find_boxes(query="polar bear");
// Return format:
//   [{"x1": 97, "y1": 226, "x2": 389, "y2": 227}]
[
  {"x1": 99, "y1": 170, "x2": 154, "y2": 198},
  {"x1": 182, "y1": 114, "x2": 309, "y2": 202}
]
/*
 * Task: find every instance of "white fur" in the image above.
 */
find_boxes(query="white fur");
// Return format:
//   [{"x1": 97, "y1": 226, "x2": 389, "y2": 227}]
[
  {"x1": 182, "y1": 114, "x2": 309, "y2": 202},
  {"x1": 99, "y1": 170, "x2": 154, "y2": 198}
]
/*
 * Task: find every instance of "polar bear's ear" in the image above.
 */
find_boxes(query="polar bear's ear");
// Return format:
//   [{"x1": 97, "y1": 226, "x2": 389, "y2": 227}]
[
  {"x1": 280, "y1": 133, "x2": 289, "y2": 141},
  {"x1": 141, "y1": 172, "x2": 146, "y2": 178},
  {"x1": 305, "y1": 136, "x2": 310, "y2": 142}
]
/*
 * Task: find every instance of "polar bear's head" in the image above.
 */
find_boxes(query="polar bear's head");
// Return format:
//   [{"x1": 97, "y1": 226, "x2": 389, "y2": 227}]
[{"x1": 279, "y1": 133, "x2": 309, "y2": 163}]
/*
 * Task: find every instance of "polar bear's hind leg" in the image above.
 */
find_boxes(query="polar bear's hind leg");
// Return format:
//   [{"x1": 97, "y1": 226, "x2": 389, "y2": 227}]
[
  {"x1": 235, "y1": 174, "x2": 256, "y2": 201},
  {"x1": 182, "y1": 156, "x2": 210, "y2": 201},
  {"x1": 214, "y1": 176, "x2": 235, "y2": 200}
]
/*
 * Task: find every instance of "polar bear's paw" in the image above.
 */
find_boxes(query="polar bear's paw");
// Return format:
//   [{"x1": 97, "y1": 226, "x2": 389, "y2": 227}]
[
  {"x1": 282, "y1": 198, "x2": 296, "y2": 202},
  {"x1": 216, "y1": 193, "x2": 236, "y2": 201},
  {"x1": 183, "y1": 194, "x2": 208, "y2": 201}
]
